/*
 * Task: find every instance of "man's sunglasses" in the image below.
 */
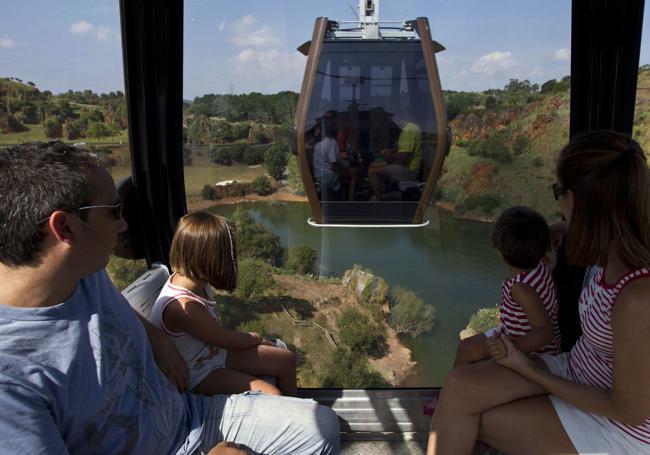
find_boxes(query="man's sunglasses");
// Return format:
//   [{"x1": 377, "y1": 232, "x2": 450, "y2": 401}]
[
  {"x1": 551, "y1": 182, "x2": 567, "y2": 201},
  {"x1": 38, "y1": 202, "x2": 123, "y2": 224}
]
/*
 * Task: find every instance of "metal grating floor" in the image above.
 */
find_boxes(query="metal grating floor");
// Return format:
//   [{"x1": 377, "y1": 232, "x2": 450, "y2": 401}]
[{"x1": 341, "y1": 440, "x2": 426, "y2": 455}]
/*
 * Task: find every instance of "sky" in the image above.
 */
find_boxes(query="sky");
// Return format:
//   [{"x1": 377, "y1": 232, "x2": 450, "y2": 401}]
[{"x1": 1, "y1": 0, "x2": 650, "y2": 99}]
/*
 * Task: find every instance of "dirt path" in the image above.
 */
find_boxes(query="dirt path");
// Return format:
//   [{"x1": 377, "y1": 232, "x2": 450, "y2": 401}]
[{"x1": 187, "y1": 188, "x2": 307, "y2": 212}]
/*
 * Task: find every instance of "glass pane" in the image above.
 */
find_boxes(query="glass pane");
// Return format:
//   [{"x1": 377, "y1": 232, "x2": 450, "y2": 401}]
[
  {"x1": 0, "y1": 1, "x2": 143, "y2": 288},
  {"x1": 634, "y1": 6, "x2": 650, "y2": 150},
  {"x1": 184, "y1": 1, "x2": 570, "y2": 388}
]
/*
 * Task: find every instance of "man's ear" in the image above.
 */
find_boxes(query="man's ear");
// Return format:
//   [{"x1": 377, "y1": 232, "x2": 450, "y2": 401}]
[{"x1": 48, "y1": 211, "x2": 76, "y2": 244}]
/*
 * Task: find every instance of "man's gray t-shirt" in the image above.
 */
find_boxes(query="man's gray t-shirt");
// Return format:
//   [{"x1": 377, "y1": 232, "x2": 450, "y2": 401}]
[{"x1": 0, "y1": 270, "x2": 206, "y2": 454}]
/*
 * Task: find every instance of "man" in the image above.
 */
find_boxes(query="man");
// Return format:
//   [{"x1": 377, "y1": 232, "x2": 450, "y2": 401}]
[
  {"x1": 0, "y1": 142, "x2": 339, "y2": 454},
  {"x1": 367, "y1": 113, "x2": 423, "y2": 200}
]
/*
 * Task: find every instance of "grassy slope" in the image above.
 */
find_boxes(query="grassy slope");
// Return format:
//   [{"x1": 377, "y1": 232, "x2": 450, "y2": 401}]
[{"x1": 437, "y1": 73, "x2": 650, "y2": 222}]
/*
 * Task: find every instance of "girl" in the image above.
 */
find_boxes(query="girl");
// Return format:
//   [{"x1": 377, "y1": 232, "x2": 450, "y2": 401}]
[
  {"x1": 149, "y1": 211, "x2": 297, "y2": 396},
  {"x1": 427, "y1": 130, "x2": 650, "y2": 454}
]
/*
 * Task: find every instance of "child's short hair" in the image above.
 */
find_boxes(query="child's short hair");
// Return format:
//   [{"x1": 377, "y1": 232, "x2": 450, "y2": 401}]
[
  {"x1": 492, "y1": 206, "x2": 549, "y2": 269},
  {"x1": 169, "y1": 211, "x2": 237, "y2": 291}
]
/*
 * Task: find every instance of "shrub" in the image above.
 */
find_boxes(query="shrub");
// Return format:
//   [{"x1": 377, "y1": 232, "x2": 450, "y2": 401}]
[
  {"x1": 237, "y1": 319, "x2": 268, "y2": 337},
  {"x1": 467, "y1": 306, "x2": 500, "y2": 333},
  {"x1": 337, "y1": 308, "x2": 386, "y2": 357},
  {"x1": 511, "y1": 135, "x2": 530, "y2": 155},
  {"x1": 201, "y1": 184, "x2": 219, "y2": 201},
  {"x1": 209, "y1": 145, "x2": 232, "y2": 165},
  {"x1": 2, "y1": 114, "x2": 27, "y2": 133},
  {"x1": 250, "y1": 175, "x2": 273, "y2": 196},
  {"x1": 228, "y1": 143, "x2": 248, "y2": 162},
  {"x1": 87, "y1": 120, "x2": 113, "y2": 138},
  {"x1": 389, "y1": 286, "x2": 436, "y2": 337},
  {"x1": 232, "y1": 208, "x2": 284, "y2": 265},
  {"x1": 183, "y1": 147, "x2": 193, "y2": 165},
  {"x1": 235, "y1": 259, "x2": 274, "y2": 299},
  {"x1": 243, "y1": 146, "x2": 265, "y2": 165},
  {"x1": 461, "y1": 193, "x2": 502, "y2": 215},
  {"x1": 286, "y1": 245, "x2": 317, "y2": 275},
  {"x1": 286, "y1": 155, "x2": 305, "y2": 194},
  {"x1": 533, "y1": 157, "x2": 545, "y2": 168},
  {"x1": 264, "y1": 143, "x2": 289, "y2": 181},
  {"x1": 320, "y1": 347, "x2": 389, "y2": 388},
  {"x1": 106, "y1": 257, "x2": 148, "y2": 291},
  {"x1": 43, "y1": 116, "x2": 62, "y2": 138},
  {"x1": 468, "y1": 135, "x2": 512, "y2": 163}
]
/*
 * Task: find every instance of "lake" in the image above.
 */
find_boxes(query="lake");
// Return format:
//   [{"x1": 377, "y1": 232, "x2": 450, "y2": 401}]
[{"x1": 211, "y1": 201, "x2": 505, "y2": 386}]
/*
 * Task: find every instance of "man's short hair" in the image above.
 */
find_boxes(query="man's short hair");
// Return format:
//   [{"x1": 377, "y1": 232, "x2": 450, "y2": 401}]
[
  {"x1": 492, "y1": 206, "x2": 549, "y2": 270},
  {"x1": 0, "y1": 141, "x2": 100, "y2": 266}
]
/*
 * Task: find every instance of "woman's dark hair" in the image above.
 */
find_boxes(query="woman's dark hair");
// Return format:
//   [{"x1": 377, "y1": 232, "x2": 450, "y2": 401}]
[
  {"x1": 557, "y1": 130, "x2": 650, "y2": 268},
  {"x1": 0, "y1": 141, "x2": 99, "y2": 266},
  {"x1": 492, "y1": 206, "x2": 550, "y2": 269},
  {"x1": 169, "y1": 211, "x2": 238, "y2": 292}
]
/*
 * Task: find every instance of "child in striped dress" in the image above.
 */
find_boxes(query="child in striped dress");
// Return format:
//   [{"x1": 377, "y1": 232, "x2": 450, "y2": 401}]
[{"x1": 456, "y1": 206, "x2": 561, "y2": 365}]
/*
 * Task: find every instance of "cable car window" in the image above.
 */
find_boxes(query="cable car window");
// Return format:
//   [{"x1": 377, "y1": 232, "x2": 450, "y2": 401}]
[
  {"x1": 0, "y1": 1, "x2": 144, "y2": 288},
  {"x1": 180, "y1": 2, "x2": 575, "y2": 389},
  {"x1": 634, "y1": 6, "x2": 650, "y2": 151}
]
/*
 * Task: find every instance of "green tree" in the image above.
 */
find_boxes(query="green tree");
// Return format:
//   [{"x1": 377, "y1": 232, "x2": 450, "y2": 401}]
[
  {"x1": 389, "y1": 286, "x2": 436, "y2": 337},
  {"x1": 511, "y1": 135, "x2": 530, "y2": 155},
  {"x1": 467, "y1": 306, "x2": 500, "y2": 333},
  {"x1": 209, "y1": 145, "x2": 233, "y2": 165},
  {"x1": 286, "y1": 155, "x2": 305, "y2": 195},
  {"x1": 264, "y1": 143, "x2": 289, "y2": 181},
  {"x1": 320, "y1": 347, "x2": 388, "y2": 388},
  {"x1": 250, "y1": 175, "x2": 273, "y2": 196},
  {"x1": 43, "y1": 116, "x2": 62, "y2": 138},
  {"x1": 286, "y1": 245, "x2": 317, "y2": 275},
  {"x1": 337, "y1": 308, "x2": 386, "y2": 357},
  {"x1": 235, "y1": 259, "x2": 274, "y2": 299},
  {"x1": 243, "y1": 146, "x2": 265, "y2": 165},
  {"x1": 201, "y1": 184, "x2": 219, "y2": 201},
  {"x1": 106, "y1": 257, "x2": 148, "y2": 291},
  {"x1": 231, "y1": 208, "x2": 284, "y2": 265},
  {"x1": 87, "y1": 120, "x2": 112, "y2": 138}
]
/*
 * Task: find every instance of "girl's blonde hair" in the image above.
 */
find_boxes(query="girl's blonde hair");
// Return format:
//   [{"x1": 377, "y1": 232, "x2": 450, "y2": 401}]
[
  {"x1": 169, "y1": 211, "x2": 237, "y2": 291},
  {"x1": 557, "y1": 130, "x2": 650, "y2": 268}
]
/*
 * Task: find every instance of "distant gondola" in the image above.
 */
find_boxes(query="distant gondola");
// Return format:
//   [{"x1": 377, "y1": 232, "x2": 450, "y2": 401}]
[{"x1": 294, "y1": 0, "x2": 450, "y2": 226}]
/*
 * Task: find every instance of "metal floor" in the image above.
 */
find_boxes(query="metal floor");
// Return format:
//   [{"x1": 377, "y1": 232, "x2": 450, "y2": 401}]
[{"x1": 341, "y1": 440, "x2": 426, "y2": 455}]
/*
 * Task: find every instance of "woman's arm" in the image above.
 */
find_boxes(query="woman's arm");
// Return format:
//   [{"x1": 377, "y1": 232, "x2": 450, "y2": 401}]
[
  {"x1": 508, "y1": 283, "x2": 554, "y2": 353},
  {"x1": 493, "y1": 279, "x2": 650, "y2": 425},
  {"x1": 163, "y1": 298, "x2": 261, "y2": 350}
]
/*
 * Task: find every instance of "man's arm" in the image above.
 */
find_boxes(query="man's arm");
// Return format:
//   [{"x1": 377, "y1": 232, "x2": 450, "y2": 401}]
[
  {"x1": 0, "y1": 378, "x2": 71, "y2": 454},
  {"x1": 135, "y1": 312, "x2": 189, "y2": 392}
]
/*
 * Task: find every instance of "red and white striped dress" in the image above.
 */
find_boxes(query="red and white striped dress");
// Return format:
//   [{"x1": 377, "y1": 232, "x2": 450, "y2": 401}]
[
  {"x1": 567, "y1": 267, "x2": 650, "y2": 444},
  {"x1": 499, "y1": 260, "x2": 561, "y2": 354}
]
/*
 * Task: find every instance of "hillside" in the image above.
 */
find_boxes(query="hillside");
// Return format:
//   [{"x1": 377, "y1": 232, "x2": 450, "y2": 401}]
[
  {"x1": 4, "y1": 72, "x2": 650, "y2": 223},
  {"x1": 437, "y1": 71, "x2": 650, "y2": 221}
]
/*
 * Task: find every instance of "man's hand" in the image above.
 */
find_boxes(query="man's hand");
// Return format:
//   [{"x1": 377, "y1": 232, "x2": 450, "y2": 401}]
[{"x1": 137, "y1": 313, "x2": 189, "y2": 392}]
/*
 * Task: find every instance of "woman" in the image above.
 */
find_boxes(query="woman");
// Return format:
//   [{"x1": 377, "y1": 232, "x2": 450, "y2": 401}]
[{"x1": 427, "y1": 130, "x2": 650, "y2": 454}]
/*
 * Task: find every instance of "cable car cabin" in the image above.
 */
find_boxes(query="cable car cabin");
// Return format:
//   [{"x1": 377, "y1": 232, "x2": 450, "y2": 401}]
[{"x1": 295, "y1": 16, "x2": 450, "y2": 226}]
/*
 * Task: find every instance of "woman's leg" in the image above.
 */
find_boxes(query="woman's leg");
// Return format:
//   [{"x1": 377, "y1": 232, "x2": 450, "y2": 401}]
[
  {"x1": 194, "y1": 368, "x2": 281, "y2": 396},
  {"x1": 479, "y1": 396, "x2": 577, "y2": 455},
  {"x1": 226, "y1": 345, "x2": 298, "y2": 396},
  {"x1": 427, "y1": 357, "x2": 549, "y2": 455}
]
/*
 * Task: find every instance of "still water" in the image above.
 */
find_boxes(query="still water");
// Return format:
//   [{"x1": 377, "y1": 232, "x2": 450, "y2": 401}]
[{"x1": 212, "y1": 201, "x2": 506, "y2": 386}]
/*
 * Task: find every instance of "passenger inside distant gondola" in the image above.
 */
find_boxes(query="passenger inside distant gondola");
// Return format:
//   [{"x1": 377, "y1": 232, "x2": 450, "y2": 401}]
[
  {"x1": 312, "y1": 115, "x2": 341, "y2": 201},
  {"x1": 367, "y1": 110, "x2": 423, "y2": 200}
]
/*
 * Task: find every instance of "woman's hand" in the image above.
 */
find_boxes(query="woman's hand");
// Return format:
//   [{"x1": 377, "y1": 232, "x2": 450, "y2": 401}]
[{"x1": 489, "y1": 334, "x2": 535, "y2": 374}]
